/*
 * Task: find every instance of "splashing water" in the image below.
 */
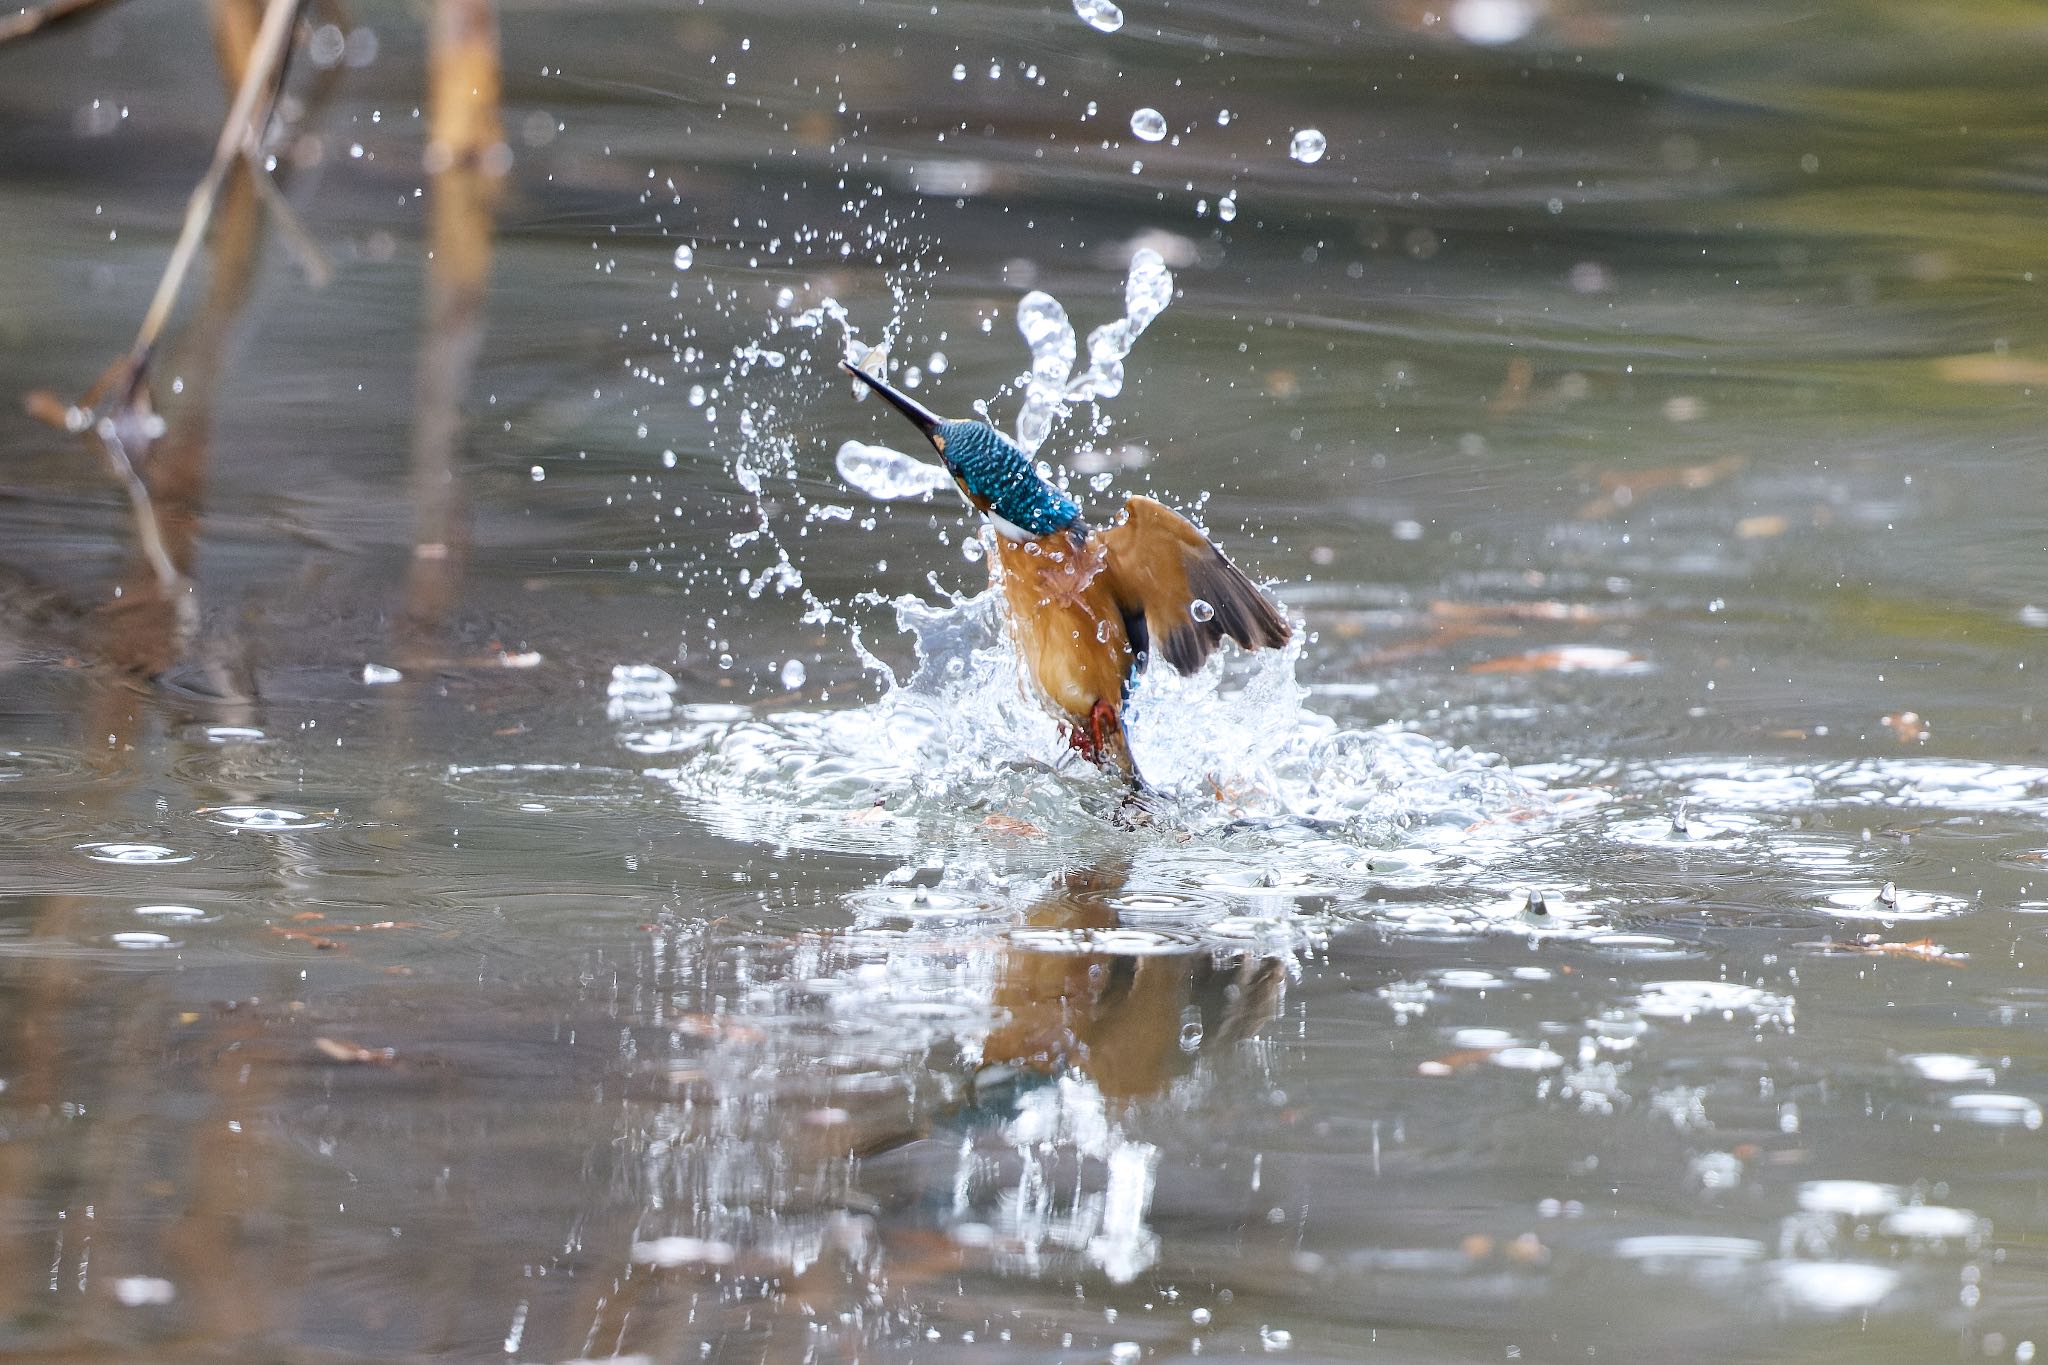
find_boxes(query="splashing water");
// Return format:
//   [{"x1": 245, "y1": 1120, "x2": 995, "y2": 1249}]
[
  {"x1": 1072, "y1": 0, "x2": 1124, "y2": 33},
  {"x1": 1014, "y1": 247, "x2": 1176, "y2": 453},
  {"x1": 834, "y1": 441, "x2": 955, "y2": 501},
  {"x1": 643, "y1": 585, "x2": 1548, "y2": 868},
  {"x1": 1129, "y1": 108, "x2": 1167, "y2": 142},
  {"x1": 633, "y1": 237, "x2": 1547, "y2": 886},
  {"x1": 1289, "y1": 128, "x2": 1328, "y2": 164}
]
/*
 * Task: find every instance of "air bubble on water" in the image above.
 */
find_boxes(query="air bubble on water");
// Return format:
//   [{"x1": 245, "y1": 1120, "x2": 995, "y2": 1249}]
[
  {"x1": 1073, "y1": 0, "x2": 1124, "y2": 32},
  {"x1": 836, "y1": 441, "x2": 956, "y2": 501},
  {"x1": 1218, "y1": 193, "x2": 1238, "y2": 222},
  {"x1": 79, "y1": 842, "x2": 192, "y2": 865},
  {"x1": 1130, "y1": 108, "x2": 1167, "y2": 142},
  {"x1": 200, "y1": 805, "x2": 327, "y2": 831},
  {"x1": 1289, "y1": 129, "x2": 1327, "y2": 164},
  {"x1": 1189, "y1": 598, "x2": 1215, "y2": 623},
  {"x1": 781, "y1": 659, "x2": 808, "y2": 690},
  {"x1": 672, "y1": 244, "x2": 694, "y2": 270},
  {"x1": 136, "y1": 904, "x2": 205, "y2": 920}
]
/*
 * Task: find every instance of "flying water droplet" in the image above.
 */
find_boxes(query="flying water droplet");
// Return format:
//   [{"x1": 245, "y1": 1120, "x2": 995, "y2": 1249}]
[
  {"x1": 1218, "y1": 192, "x2": 1238, "y2": 222},
  {"x1": 1129, "y1": 108, "x2": 1167, "y2": 142},
  {"x1": 780, "y1": 659, "x2": 807, "y2": 690},
  {"x1": 951, "y1": 63, "x2": 967, "y2": 81},
  {"x1": 1450, "y1": 0, "x2": 1538, "y2": 45},
  {"x1": 1124, "y1": 248, "x2": 1174, "y2": 332},
  {"x1": 1015, "y1": 291, "x2": 1078, "y2": 452},
  {"x1": 1289, "y1": 128, "x2": 1327, "y2": 164},
  {"x1": 1072, "y1": 0, "x2": 1124, "y2": 32},
  {"x1": 1189, "y1": 598, "x2": 1215, "y2": 623},
  {"x1": 361, "y1": 662, "x2": 402, "y2": 685},
  {"x1": 671, "y1": 243, "x2": 694, "y2": 270},
  {"x1": 836, "y1": 441, "x2": 956, "y2": 501}
]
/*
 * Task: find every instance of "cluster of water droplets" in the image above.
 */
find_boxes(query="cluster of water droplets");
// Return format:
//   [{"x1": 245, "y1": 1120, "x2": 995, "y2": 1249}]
[{"x1": 1014, "y1": 245, "x2": 1175, "y2": 454}]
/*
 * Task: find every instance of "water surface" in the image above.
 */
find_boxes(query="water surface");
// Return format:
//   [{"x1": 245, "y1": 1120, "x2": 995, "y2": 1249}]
[{"x1": 2, "y1": 0, "x2": 2047, "y2": 1360}]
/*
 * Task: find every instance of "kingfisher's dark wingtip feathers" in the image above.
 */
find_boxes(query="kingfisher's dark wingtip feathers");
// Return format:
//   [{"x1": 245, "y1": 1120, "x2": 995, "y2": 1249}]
[{"x1": 1101, "y1": 495, "x2": 1290, "y2": 678}]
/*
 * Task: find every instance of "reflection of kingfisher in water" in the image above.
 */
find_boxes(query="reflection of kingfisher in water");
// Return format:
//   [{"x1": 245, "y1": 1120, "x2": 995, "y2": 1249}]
[{"x1": 844, "y1": 362, "x2": 1291, "y2": 786}]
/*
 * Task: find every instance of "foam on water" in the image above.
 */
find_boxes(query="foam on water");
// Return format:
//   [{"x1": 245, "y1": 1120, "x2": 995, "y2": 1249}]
[{"x1": 649, "y1": 583, "x2": 1550, "y2": 884}]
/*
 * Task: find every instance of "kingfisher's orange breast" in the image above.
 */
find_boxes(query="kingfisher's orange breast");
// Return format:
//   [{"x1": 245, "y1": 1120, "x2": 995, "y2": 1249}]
[{"x1": 990, "y1": 531, "x2": 1132, "y2": 721}]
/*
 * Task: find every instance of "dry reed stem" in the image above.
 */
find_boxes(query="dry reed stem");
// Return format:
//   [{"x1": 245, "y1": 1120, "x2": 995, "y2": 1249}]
[
  {"x1": 107, "y1": 0, "x2": 303, "y2": 413},
  {"x1": 401, "y1": 0, "x2": 505, "y2": 637}
]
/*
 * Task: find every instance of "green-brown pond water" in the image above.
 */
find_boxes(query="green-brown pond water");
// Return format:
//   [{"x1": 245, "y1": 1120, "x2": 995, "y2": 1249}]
[{"x1": 4, "y1": 1, "x2": 2048, "y2": 1360}]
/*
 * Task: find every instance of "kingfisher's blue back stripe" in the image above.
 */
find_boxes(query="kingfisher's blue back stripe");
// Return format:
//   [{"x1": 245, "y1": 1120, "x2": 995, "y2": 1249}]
[{"x1": 939, "y1": 421, "x2": 1081, "y2": 536}]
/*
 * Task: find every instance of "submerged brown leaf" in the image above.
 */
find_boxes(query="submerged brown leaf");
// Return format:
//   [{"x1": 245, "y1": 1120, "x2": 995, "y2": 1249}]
[
  {"x1": 1578, "y1": 454, "x2": 1746, "y2": 519},
  {"x1": 1818, "y1": 936, "x2": 1968, "y2": 966},
  {"x1": 1881, "y1": 710, "x2": 1930, "y2": 744},
  {"x1": 312, "y1": 1037, "x2": 397, "y2": 1065},
  {"x1": 1468, "y1": 645, "x2": 1647, "y2": 675},
  {"x1": 1934, "y1": 352, "x2": 2048, "y2": 387}
]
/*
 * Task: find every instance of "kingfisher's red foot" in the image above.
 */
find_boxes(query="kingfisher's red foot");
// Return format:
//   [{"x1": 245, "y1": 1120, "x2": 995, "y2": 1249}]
[{"x1": 1063, "y1": 700, "x2": 1120, "y2": 763}]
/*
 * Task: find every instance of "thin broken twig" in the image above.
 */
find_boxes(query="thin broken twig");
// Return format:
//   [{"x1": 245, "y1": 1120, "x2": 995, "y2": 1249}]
[{"x1": 104, "y1": 0, "x2": 304, "y2": 414}]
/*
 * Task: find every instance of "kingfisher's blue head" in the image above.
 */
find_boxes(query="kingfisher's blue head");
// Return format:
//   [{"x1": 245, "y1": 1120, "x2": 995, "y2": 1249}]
[{"x1": 844, "y1": 362, "x2": 1081, "y2": 538}]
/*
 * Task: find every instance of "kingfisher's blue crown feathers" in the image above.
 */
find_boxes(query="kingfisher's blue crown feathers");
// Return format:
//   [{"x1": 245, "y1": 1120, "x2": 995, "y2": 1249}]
[{"x1": 939, "y1": 420, "x2": 1081, "y2": 537}]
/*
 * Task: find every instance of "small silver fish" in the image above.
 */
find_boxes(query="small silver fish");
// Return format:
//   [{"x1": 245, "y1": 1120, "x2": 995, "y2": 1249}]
[{"x1": 848, "y1": 343, "x2": 889, "y2": 401}]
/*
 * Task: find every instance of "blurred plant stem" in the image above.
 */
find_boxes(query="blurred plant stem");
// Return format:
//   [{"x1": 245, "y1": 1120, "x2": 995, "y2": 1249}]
[
  {"x1": 102, "y1": 0, "x2": 304, "y2": 418},
  {"x1": 401, "y1": 0, "x2": 505, "y2": 643},
  {"x1": 0, "y1": 0, "x2": 128, "y2": 44}
]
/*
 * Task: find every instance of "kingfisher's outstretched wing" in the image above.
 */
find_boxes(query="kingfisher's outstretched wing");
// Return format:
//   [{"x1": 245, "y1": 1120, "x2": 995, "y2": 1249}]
[{"x1": 1098, "y1": 495, "x2": 1291, "y2": 676}]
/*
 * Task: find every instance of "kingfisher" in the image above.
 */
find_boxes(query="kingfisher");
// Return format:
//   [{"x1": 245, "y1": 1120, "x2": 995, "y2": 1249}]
[{"x1": 843, "y1": 361, "x2": 1291, "y2": 787}]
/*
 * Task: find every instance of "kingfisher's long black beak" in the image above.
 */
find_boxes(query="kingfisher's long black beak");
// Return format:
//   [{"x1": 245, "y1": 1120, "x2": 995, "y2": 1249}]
[{"x1": 842, "y1": 360, "x2": 946, "y2": 450}]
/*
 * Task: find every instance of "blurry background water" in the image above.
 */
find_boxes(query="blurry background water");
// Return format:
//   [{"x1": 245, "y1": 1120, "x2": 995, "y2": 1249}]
[{"x1": 3, "y1": 0, "x2": 2048, "y2": 1359}]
